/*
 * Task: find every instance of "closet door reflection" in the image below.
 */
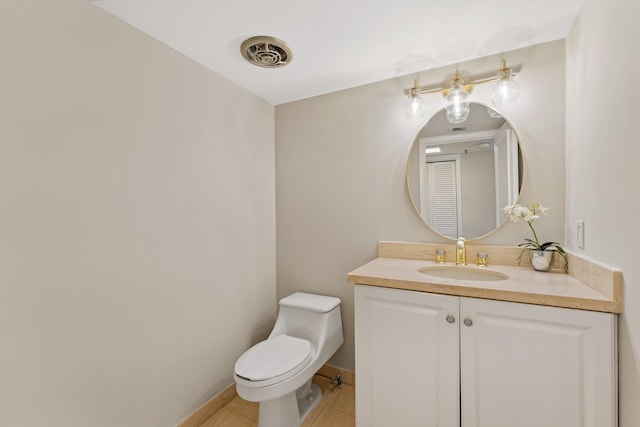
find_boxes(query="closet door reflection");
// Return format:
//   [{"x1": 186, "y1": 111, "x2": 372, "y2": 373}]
[{"x1": 422, "y1": 157, "x2": 461, "y2": 239}]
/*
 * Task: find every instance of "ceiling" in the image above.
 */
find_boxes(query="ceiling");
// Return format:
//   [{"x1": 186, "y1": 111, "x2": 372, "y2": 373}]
[
  {"x1": 420, "y1": 103, "x2": 507, "y2": 155},
  {"x1": 89, "y1": 0, "x2": 584, "y2": 105},
  {"x1": 421, "y1": 103, "x2": 505, "y2": 139}
]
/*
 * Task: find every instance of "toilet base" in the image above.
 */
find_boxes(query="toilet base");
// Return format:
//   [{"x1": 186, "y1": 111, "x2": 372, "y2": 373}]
[
  {"x1": 297, "y1": 383, "x2": 322, "y2": 422},
  {"x1": 258, "y1": 383, "x2": 322, "y2": 427}
]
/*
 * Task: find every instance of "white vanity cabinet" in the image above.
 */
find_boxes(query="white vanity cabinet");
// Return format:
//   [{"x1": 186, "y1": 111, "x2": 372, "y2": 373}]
[
  {"x1": 354, "y1": 285, "x2": 617, "y2": 427},
  {"x1": 355, "y1": 285, "x2": 461, "y2": 426}
]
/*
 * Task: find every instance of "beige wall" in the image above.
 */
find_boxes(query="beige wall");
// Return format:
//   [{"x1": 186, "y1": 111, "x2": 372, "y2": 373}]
[
  {"x1": 8, "y1": 0, "x2": 633, "y2": 423},
  {"x1": 460, "y1": 151, "x2": 496, "y2": 238},
  {"x1": 276, "y1": 41, "x2": 566, "y2": 370},
  {"x1": 0, "y1": 1, "x2": 276, "y2": 426},
  {"x1": 566, "y1": 0, "x2": 640, "y2": 425}
]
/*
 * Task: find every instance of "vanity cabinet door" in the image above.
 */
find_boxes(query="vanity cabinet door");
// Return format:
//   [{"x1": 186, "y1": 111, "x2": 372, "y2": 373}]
[
  {"x1": 459, "y1": 297, "x2": 617, "y2": 427},
  {"x1": 354, "y1": 285, "x2": 459, "y2": 427}
]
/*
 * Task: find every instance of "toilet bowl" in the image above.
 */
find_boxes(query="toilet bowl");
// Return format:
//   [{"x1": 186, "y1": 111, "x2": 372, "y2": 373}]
[{"x1": 234, "y1": 292, "x2": 343, "y2": 427}]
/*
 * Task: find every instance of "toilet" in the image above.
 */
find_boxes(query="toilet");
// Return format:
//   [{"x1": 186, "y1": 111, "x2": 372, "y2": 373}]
[{"x1": 234, "y1": 292, "x2": 344, "y2": 427}]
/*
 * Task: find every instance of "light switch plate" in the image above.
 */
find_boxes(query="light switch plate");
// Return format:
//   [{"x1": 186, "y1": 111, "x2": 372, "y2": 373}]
[{"x1": 577, "y1": 220, "x2": 585, "y2": 249}]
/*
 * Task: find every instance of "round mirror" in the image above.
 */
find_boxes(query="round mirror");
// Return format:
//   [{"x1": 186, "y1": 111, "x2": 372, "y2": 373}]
[{"x1": 406, "y1": 103, "x2": 524, "y2": 240}]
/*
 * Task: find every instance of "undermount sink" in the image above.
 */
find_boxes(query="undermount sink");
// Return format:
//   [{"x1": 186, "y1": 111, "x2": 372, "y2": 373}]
[{"x1": 417, "y1": 266, "x2": 510, "y2": 282}]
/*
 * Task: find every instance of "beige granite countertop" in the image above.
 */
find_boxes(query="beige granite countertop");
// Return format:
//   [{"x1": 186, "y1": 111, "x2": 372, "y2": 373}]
[{"x1": 347, "y1": 242, "x2": 622, "y2": 314}]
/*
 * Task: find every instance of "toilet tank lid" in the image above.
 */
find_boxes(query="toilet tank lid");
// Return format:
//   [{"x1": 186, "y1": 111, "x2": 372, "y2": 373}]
[{"x1": 279, "y1": 292, "x2": 341, "y2": 313}]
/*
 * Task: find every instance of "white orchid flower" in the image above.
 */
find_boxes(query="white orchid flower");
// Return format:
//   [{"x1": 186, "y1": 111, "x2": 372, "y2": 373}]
[
  {"x1": 502, "y1": 204, "x2": 515, "y2": 214},
  {"x1": 505, "y1": 202, "x2": 567, "y2": 272},
  {"x1": 512, "y1": 205, "x2": 526, "y2": 217}
]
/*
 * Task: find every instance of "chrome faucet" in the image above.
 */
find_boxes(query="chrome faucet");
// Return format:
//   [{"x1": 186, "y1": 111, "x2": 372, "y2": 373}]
[{"x1": 456, "y1": 237, "x2": 466, "y2": 266}]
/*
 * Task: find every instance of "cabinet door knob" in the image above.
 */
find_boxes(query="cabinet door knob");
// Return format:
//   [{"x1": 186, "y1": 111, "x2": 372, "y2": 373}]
[
  {"x1": 446, "y1": 315, "x2": 456, "y2": 324},
  {"x1": 463, "y1": 318, "x2": 473, "y2": 327}
]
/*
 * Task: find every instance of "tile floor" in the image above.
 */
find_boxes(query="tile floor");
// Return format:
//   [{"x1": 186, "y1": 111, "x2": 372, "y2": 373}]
[{"x1": 199, "y1": 376, "x2": 355, "y2": 427}]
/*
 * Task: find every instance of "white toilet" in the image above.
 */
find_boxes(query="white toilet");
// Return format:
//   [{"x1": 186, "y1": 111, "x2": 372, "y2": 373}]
[{"x1": 234, "y1": 292, "x2": 343, "y2": 427}]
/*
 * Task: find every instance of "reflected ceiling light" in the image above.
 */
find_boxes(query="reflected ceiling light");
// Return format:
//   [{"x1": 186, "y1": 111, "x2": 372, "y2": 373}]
[
  {"x1": 487, "y1": 107, "x2": 503, "y2": 118},
  {"x1": 404, "y1": 78, "x2": 427, "y2": 119},
  {"x1": 425, "y1": 146, "x2": 442, "y2": 154},
  {"x1": 403, "y1": 58, "x2": 520, "y2": 123}
]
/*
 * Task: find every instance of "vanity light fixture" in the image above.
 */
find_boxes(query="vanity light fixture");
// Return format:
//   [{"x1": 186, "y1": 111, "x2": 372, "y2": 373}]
[
  {"x1": 444, "y1": 71, "x2": 471, "y2": 124},
  {"x1": 403, "y1": 59, "x2": 520, "y2": 122},
  {"x1": 490, "y1": 59, "x2": 520, "y2": 107},
  {"x1": 404, "y1": 78, "x2": 428, "y2": 119}
]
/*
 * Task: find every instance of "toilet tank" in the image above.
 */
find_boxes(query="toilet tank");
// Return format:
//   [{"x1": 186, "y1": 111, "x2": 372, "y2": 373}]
[
  {"x1": 279, "y1": 293, "x2": 341, "y2": 313},
  {"x1": 269, "y1": 293, "x2": 343, "y2": 354}
]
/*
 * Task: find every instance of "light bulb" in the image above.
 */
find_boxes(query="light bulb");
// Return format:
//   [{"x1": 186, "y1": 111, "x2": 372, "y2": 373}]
[
  {"x1": 404, "y1": 95, "x2": 427, "y2": 119},
  {"x1": 445, "y1": 78, "x2": 470, "y2": 123},
  {"x1": 491, "y1": 63, "x2": 519, "y2": 107},
  {"x1": 446, "y1": 84, "x2": 469, "y2": 106}
]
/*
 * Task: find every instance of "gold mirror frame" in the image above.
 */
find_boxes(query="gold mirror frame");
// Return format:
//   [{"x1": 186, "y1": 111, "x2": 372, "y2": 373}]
[{"x1": 406, "y1": 102, "x2": 526, "y2": 241}]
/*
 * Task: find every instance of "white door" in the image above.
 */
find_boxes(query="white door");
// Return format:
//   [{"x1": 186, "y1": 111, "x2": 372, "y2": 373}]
[
  {"x1": 460, "y1": 297, "x2": 617, "y2": 427},
  {"x1": 355, "y1": 285, "x2": 460, "y2": 427},
  {"x1": 422, "y1": 158, "x2": 461, "y2": 238}
]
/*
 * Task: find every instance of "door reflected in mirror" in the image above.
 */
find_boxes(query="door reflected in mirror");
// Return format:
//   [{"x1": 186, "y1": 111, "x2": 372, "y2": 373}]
[{"x1": 406, "y1": 103, "x2": 524, "y2": 240}]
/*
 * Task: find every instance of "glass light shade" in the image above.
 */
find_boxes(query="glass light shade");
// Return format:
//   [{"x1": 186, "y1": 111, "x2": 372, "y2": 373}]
[
  {"x1": 491, "y1": 76, "x2": 520, "y2": 107},
  {"x1": 445, "y1": 82, "x2": 470, "y2": 123},
  {"x1": 445, "y1": 102, "x2": 470, "y2": 123},
  {"x1": 404, "y1": 95, "x2": 427, "y2": 119},
  {"x1": 445, "y1": 83, "x2": 470, "y2": 106}
]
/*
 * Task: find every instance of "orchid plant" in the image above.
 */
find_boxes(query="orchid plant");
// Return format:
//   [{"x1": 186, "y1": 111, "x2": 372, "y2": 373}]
[{"x1": 503, "y1": 203, "x2": 568, "y2": 272}]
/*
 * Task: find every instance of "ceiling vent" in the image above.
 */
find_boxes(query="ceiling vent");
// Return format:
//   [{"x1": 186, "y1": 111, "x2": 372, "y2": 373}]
[
  {"x1": 451, "y1": 126, "x2": 470, "y2": 132},
  {"x1": 241, "y1": 36, "x2": 293, "y2": 68}
]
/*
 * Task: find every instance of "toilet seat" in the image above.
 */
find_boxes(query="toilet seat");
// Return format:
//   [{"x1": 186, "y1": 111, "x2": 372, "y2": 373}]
[{"x1": 234, "y1": 335, "x2": 312, "y2": 387}]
